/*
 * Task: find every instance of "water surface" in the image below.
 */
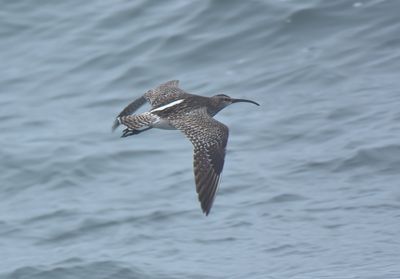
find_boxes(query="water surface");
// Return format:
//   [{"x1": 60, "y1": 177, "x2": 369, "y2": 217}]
[{"x1": 1, "y1": 0, "x2": 400, "y2": 278}]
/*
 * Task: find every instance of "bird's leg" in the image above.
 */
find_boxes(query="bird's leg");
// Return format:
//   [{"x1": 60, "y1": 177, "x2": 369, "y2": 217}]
[
  {"x1": 121, "y1": 128, "x2": 137, "y2": 137},
  {"x1": 121, "y1": 127, "x2": 152, "y2": 138}
]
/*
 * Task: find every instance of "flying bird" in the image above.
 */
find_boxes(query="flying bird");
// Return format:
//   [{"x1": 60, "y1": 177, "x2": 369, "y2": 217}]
[{"x1": 112, "y1": 80, "x2": 259, "y2": 215}]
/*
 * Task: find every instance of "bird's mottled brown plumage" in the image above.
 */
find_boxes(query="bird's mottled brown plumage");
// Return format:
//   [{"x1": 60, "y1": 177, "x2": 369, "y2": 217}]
[
  {"x1": 144, "y1": 80, "x2": 187, "y2": 108},
  {"x1": 170, "y1": 108, "x2": 228, "y2": 214},
  {"x1": 113, "y1": 80, "x2": 259, "y2": 215}
]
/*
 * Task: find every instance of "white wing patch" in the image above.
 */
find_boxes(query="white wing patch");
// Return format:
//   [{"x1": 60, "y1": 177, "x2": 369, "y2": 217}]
[{"x1": 150, "y1": 99, "x2": 184, "y2": 113}]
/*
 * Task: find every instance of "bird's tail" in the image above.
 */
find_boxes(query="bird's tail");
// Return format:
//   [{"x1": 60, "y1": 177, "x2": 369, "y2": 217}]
[{"x1": 115, "y1": 112, "x2": 157, "y2": 137}]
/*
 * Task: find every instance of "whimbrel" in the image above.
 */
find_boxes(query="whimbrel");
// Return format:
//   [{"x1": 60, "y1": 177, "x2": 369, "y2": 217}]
[{"x1": 113, "y1": 80, "x2": 259, "y2": 215}]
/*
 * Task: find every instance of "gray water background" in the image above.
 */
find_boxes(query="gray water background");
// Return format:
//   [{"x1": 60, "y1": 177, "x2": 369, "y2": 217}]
[{"x1": 1, "y1": 0, "x2": 400, "y2": 278}]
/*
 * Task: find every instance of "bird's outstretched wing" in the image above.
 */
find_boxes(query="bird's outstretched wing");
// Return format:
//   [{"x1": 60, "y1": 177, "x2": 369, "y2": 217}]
[
  {"x1": 171, "y1": 108, "x2": 229, "y2": 215},
  {"x1": 113, "y1": 80, "x2": 185, "y2": 131},
  {"x1": 144, "y1": 80, "x2": 188, "y2": 109}
]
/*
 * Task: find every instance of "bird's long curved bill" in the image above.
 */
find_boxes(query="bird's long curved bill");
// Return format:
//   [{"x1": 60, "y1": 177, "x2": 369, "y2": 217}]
[{"x1": 232, "y1": 98, "x2": 260, "y2": 106}]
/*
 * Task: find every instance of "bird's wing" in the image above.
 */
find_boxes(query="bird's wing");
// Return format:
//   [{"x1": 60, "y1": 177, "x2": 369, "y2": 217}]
[
  {"x1": 170, "y1": 109, "x2": 229, "y2": 215},
  {"x1": 113, "y1": 80, "x2": 184, "y2": 131},
  {"x1": 144, "y1": 80, "x2": 188, "y2": 109},
  {"x1": 112, "y1": 96, "x2": 147, "y2": 131}
]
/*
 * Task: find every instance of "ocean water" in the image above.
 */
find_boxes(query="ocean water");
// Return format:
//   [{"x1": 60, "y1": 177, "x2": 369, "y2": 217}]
[{"x1": 1, "y1": 0, "x2": 400, "y2": 278}]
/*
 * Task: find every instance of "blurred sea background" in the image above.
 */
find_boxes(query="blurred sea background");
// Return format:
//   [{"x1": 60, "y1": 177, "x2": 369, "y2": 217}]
[{"x1": 1, "y1": 0, "x2": 400, "y2": 278}]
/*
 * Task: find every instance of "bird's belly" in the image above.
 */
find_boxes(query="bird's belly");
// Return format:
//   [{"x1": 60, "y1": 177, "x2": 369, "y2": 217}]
[{"x1": 151, "y1": 118, "x2": 176, "y2": 130}]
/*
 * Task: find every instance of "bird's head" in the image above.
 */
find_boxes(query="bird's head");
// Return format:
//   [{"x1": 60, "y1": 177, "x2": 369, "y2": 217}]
[{"x1": 209, "y1": 94, "x2": 260, "y2": 115}]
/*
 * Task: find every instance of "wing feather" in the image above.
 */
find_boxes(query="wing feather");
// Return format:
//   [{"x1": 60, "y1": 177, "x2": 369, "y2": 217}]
[
  {"x1": 113, "y1": 80, "x2": 182, "y2": 131},
  {"x1": 171, "y1": 109, "x2": 229, "y2": 215},
  {"x1": 144, "y1": 80, "x2": 189, "y2": 109}
]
